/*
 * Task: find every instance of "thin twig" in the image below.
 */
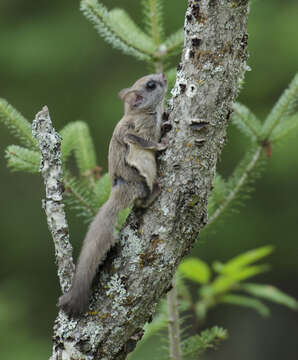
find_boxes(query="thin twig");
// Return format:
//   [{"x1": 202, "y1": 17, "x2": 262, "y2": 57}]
[
  {"x1": 167, "y1": 278, "x2": 182, "y2": 360},
  {"x1": 32, "y1": 106, "x2": 74, "y2": 292}
]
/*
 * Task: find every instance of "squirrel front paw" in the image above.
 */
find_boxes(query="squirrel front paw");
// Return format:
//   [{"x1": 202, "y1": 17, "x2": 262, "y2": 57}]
[{"x1": 157, "y1": 138, "x2": 168, "y2": 151}]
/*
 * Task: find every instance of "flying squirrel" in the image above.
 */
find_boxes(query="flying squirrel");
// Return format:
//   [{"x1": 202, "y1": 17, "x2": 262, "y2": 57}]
[{"x1": 59, "y1": 73, "x2": 168, "y2": 316}]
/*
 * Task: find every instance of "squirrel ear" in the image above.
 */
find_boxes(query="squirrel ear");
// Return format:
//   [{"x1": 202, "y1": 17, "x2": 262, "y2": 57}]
[
  {"x1": 119, "y1": 90, "x2": 144, "y2": 108},
  {"x1": 118, "y1": 87, "x2": 131, "y2": 100}
]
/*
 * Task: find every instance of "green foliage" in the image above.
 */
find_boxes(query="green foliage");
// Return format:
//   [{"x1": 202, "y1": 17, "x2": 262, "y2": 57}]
[
  {"x1": 0, "y1": 98, "x2": 37, "y2": 149},
  {"x1": 220, "y1": 294, "x2": 271, "y2": 317},
  {"x1": 5, "y1": 145, "x2": 40, "y2": 173},
  {"x1": 164, "y1": 28, "x2": 184, "y2": 58},
  {"x1": 136, "y1": 245, "x2": 296, "y2": 359},
  {"x1": 181, "y1": 327, "x2": 228, "y2": 359},
  {"x1": 179, "y1": 258, "x2": 211, "y2": 285},
  {"x1": 232, "y1": 102, "x2": 262, "y2": 141},
  {"x1": 178, "y1": 246, "x2": 297, "y2": 323},
  {"x1": 142, "y1": 0, "x2": 164, "y2": 46},
  {"x1": 93, "y1": 173, "x2": 111, "y2": 207},
  {"x1": 270, "y1": 113, "x2": 298, "y2": 143},
  {"x1": 240, "y1": 283, "x2": 298, "y2": 310},
  {"x1": 142, "y1": 299, "x2": 168, "y2": 341},
  {"x1": 116, "y1": 207, "x2": 131, "y2": 230},
  {"x1": 80, "y1": 0, "x2": 183, "y2": 70},
  {"x1": 0, "y1": 97, "x2": 121, "y2": 225},
  {"x1": 80, "y1": 0, "x2": 154, "y2": 61},
  {"x1": 208, "y1": 265, "x2": 270, "y2": 295},
  {"x1": 63, "y1": 172, "x2": 98, "y2": 223},
  {"x1": 213, "y1": 245, "x2": 274, "y2": 274},
  {"x1": 207, "y1": 145, "x2": 266, "y2": 229},
  {"x1": 207, "y1": 174, "x2": 228, "y2": 217},
  {"x1": 263, "y1": 73, "x2": 298, "y2": 139},
  {"x1": 205, "y1": 73, "x2": 298, "y2": 234},
  {"x1": 60, "y1": 121, "x2": 97, "y2": 178}
]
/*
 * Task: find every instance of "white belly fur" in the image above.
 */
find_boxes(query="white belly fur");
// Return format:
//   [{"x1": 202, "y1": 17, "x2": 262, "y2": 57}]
[{"x1": 126, "y1": 144, "x2": 157, "y2": 192}]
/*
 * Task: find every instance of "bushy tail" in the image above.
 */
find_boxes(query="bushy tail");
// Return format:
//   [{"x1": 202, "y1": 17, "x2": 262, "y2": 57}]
[{"x1": 59, "y1": 187, "x2": 122, "y2": 316}]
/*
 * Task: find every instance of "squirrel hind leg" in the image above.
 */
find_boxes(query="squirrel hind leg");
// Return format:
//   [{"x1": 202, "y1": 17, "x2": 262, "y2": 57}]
[
  {"x1": 136, "y1": 182, "x2": 161, "y2": 208},
  {"x1": 58, "y1": 290, "x2": 89, "y2": 317}
]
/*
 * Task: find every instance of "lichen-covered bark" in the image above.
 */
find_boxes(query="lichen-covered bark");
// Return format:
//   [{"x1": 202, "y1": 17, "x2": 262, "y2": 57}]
[
  {"x1": 48, "y1": 1, "x2": 249, "y2": 359},
  {"x1": 32, "y1": 107, "x2": 74, "y2": 293}
]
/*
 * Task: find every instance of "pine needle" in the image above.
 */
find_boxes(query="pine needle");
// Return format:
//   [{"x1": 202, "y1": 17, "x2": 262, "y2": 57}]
[
  {"x1": 5, "y1": 145, "x2": 40, "y2": 173},
  {"x1": 81, "y1": 0, "x2": 155, "y2": 61},
  {"x1": 0, "y1": 98, "x2": 37, "y2": 149}
]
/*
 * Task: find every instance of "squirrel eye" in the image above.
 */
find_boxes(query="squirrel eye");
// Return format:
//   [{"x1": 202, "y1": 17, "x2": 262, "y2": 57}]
[{"x1": 146, "y1": 80, "x2": 157, "y2": 90}]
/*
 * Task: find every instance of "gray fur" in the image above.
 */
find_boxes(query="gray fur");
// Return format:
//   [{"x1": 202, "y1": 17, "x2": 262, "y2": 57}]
[{"x1": 59, "y1": 74, "x2": 167, "y2": 316}]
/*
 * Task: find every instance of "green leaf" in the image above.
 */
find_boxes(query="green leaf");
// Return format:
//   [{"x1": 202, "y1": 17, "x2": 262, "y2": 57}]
[
  {"x1": 179, "y1": 258, "x2": 211, "y2": 284},
  {"x1": 181, "y1": 326, "x2": 228, "y2": 358},
  {"x1": 270, "y1": 113, "x2": 298, "y2": 143},
  {"x1": 60, "y1": 121, "x2": 97, "y2": 178},
  {"x1": 220, "y1": 294, "x2": 270, "y2": 317},
  {"x1": 81, "y1": 0, "x2": 155, "y2": 61},
  {"x1": 262, "y1": 73, "x2": 298, "y2": 138},
  {"x1": 5, "y1": 145, "x2": 40, "y2": 173},
  {"x1": 0, "y1": 98, "x2": 37, "y2": 149},
  {"x1": 93, "y1": 173, "x2": 111, "y2": 207},
  {"x1": 220, "y1": 246, "x2": 274, "y2": 274},
  {"x1": 164, "y1": 27, "x2": 184, "y2": 57},
  {"x1": 232, "y1": 102, "x2": 262, "y2": 141},
  {"x1": 142, "y1": 0, "x2": 164, "y2": 46},
  {"x1": 205, "y1": 265, "x2": 270, "y2": 295},
  {"x1": 241, "y1": 283, "x2": 298, "y2": 310}
]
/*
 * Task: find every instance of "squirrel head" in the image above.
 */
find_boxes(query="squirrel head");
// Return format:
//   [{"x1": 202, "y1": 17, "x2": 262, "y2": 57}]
[{"x1": 119, "y1": 73, "x2": 167, "y2": 113}]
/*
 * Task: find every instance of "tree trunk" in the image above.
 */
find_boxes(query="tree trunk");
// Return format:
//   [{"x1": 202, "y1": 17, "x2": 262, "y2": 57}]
[{"x1": 43, "y1": 1, "x2": 250, "y2": 359}]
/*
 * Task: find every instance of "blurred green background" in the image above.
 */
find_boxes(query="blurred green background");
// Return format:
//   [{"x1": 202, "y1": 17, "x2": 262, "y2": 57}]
[{"x1": 0, "y1": 0, "x2": 297, "y2": 359}]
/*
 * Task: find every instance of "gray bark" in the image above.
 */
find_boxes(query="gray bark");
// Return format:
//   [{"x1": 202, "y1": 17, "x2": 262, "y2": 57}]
[
  {"x1": 35, "y1": 1, "x2": 250, "y2": 359},
  {"x1": 32, "y1": 107, "x2": 74, "y2": 293}
]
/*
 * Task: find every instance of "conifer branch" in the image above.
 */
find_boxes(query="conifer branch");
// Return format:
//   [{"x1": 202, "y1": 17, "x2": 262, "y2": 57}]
[
  {"x1": 181, "y1": 327, "x2": 228, "y2": 358},
  {"x1": 263, "y1": 73, "x2": 298, "y2": 139},
  {"x1": 0, "y1": 98, "x2": 38, "y2": 149},
  {"x1": 60, "y1": 121, "x2": 97, "y2": 183},
  {"x1": 164, "y1": 28, "x2": 184, "y2": 57},
  {"x1": 63, "y1": 171, "x2": 98, "y2": 223},
  {"x1": 80, "y1": 0, "x2": 155, "y2": 61},
  {"x1": 207, "y1": 146, "x2": 264, "y2": 229},
  {"x1": 142, "y1": 0, "x2": 164, "y2": 46},
  {"x1": 270, "y1": 113, "x2": 298, "y2": 143},
  {"x1": 232, "y1": 102, "x2": 262, "y2": 141},
  {"x1": 5, "y1": 145, "x2": 40, "y2": 173}
]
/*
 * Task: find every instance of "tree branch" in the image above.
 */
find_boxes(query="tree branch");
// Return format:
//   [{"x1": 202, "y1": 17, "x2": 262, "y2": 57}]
[
  {"x1": 32, "y1": 106, "x2": 74, "y2": 293},
  {"x1": 47, "y1": 1, "x2": 249, "y2": 359}
]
